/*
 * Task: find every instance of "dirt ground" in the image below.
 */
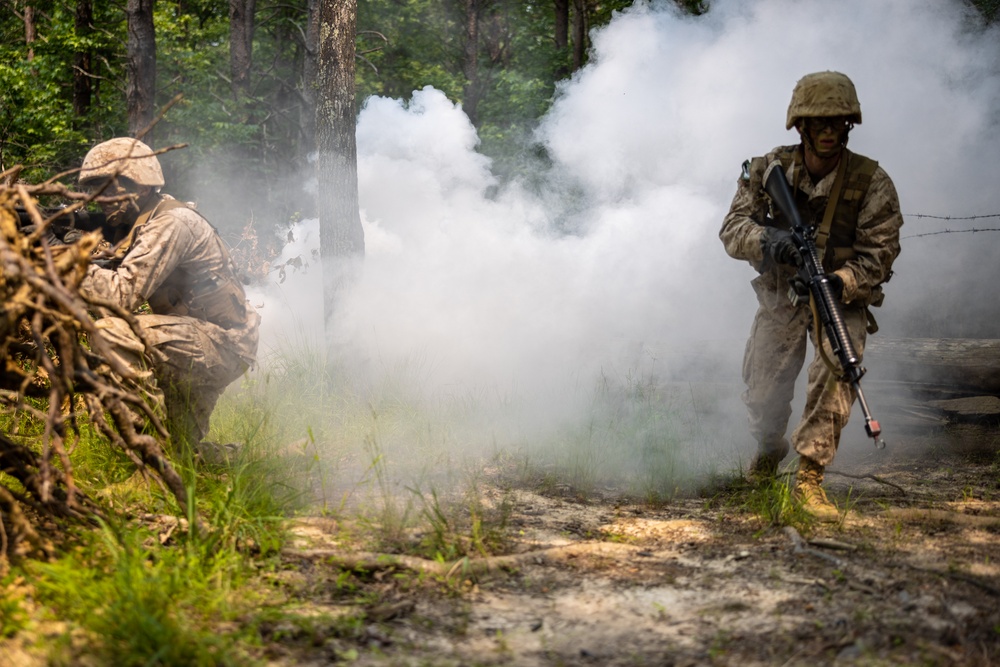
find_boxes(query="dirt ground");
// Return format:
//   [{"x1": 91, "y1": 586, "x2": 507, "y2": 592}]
[{"x1": 270, "y1": 429, "x2": 1000, "y2": 667}]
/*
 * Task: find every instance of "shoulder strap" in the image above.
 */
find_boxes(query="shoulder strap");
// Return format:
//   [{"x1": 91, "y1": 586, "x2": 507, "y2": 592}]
[
  {"x1": 110, "y1": 197, "x2": 191, "y2": 261},
  {"x1": 814, "y1": 150, "x2": 850, "y2": 256}
]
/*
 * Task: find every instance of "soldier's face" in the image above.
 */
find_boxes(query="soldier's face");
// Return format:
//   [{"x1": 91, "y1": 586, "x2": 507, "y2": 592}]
[
  {"x1": 84, "y1": 178, "x2": 140, "y2": 227},
  {"x1": 800, "y1": 116, "x2": 850, "y2": 158}
]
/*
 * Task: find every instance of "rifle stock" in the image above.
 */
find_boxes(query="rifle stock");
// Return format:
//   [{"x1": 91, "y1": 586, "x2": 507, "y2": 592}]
[{"x1": 763, "y1": 163, "x2": 885, "y2": 447}]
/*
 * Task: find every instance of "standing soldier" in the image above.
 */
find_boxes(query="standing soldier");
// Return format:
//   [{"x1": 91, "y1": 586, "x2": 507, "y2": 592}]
[
  {"x1": 719, "y1": 72, "x2": 902, "y2": 521},
  {"x1": 77, "y1": 137, "x2": 260, "y2": 459}
]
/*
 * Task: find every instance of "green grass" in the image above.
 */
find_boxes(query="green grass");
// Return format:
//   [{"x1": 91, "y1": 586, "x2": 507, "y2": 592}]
[
  {"x1": 0, "y1": 359, "x2": 314, "y2": 663},
  {"x1": 1, "y1": 337, "x2": 734, "y2": 662},
  {"x1": 31, "y1": 521, "x2": 259, "y2": 666},
  {"x1": 0, "y1": 575, "x2": 31, "y2": 639}
]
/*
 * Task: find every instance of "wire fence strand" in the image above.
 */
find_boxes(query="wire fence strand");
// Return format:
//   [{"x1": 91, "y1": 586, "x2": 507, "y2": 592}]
[
  {"x1": 902, "y1": 213, "x2": 1000, "y2": 239},
  {"x1": 904, "y1": 213, "x2": 1000, "y2": 221}
]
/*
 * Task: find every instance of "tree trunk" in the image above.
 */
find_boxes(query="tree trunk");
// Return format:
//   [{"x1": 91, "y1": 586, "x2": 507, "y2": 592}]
[
  {"x1": 229, "y1": 0, "x2": 257, "y2": 102},
  {"x1": 73, "y1": 0, "x2": 94, "y2": 117},
  {"x1": 24, "y1": 5, "x2": 36, "y2": 61},
  {"x1": 126, "y1": 0, "x2": 157, "y2": 138},
  {"x1": 462, "y1": 0, "x2": 480, "y2": 126},
  {"x1": 571, "y1": 0, "x2": 585, "y2": 71},
  {"x1": 301, "y1": 0, "x2": 319, "y2": 158},
  {"x1": 554, "y1": 0, "x2": 568, "y2": 49},
  {"x1": 315, "y1": 0, "x2": 364, "y2": 329}
]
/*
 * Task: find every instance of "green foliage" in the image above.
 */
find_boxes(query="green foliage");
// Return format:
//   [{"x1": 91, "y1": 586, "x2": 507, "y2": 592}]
[
  {"x1": 972, "y1": 0, "x2": 1000, "y2": 22},
  {"x1": 0, "y1": 0, "x2": 122, "y2": 179},
  {"x1": 1, "y1": 0, "x2": 716, "y2": 237},
  {"x1": 357, "y1": 0, "x2": 466, "y2": 102}
]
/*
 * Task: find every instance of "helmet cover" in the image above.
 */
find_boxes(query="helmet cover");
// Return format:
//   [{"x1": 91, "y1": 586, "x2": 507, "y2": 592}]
[
  {"x1": 786, "y1": 71, "x2": 862, "y2": 130},
  {"x1": 79, "y1": 137, "x2": 165, "y2": 188}
]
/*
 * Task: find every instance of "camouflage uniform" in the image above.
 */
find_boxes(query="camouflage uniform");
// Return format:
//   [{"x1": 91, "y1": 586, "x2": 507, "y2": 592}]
[
  {"x1": 81, "y1": 195, "x2": 260, "y2": 443},
  {"x1": 720, "y1": 145, "x2": 902, "y2": 466}
]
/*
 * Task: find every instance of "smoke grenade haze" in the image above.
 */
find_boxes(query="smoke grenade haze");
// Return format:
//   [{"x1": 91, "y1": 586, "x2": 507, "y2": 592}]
[{"x1": 249, "y1": 0, "x2": 1000, "y2": 476}]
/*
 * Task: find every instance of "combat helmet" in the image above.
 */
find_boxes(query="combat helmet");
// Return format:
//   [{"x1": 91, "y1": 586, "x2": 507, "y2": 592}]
[
  {"x1": 79, "y1": 137, "x2": 165, "y2": 188},
  {"x1": 786, "y1": 71, "x2": 862, "y2": 130}
]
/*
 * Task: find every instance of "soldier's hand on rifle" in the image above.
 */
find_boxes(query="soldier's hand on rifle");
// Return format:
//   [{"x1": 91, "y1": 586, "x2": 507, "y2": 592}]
[
  {"x1": 788, "y1": 273, "x2": 844, "y2": 305},
  {"x1": 788, "y1": 275, "x2": 810, "y2": 304},
  {"x1": 762, "y1": 227, "x2": 802, "y2": 267}
]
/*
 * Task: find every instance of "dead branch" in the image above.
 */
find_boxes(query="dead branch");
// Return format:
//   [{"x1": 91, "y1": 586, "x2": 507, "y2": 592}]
[
  {"x1": 283, "y1": 541, "x2": 645, "y2": 580},
  {"x1": 882, "y1": 508, "x2": 1000, "y2": 529},
  {"x1": 0, "y1": 181, "x2": 191, "y2": 563},
  {"x1": 783, "y1": 526, "x2": 847, "y2": 567},
  {"x1": 825, "y1": 469, "x2": 908, "y2": 495}
]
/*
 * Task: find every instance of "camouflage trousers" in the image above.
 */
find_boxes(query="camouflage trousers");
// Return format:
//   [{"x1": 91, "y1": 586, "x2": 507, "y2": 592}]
[
  {"x1": 741, "y1": 277, "x2": 868, "y2": 467},
  {"x1": 94, "y1": 314, "x2": 251, "y2": 445}
]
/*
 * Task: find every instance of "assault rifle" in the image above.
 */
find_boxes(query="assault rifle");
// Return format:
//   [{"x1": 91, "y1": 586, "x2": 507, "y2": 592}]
[
  {"x1": 763, "y1": 162, "x2": 886, "y2": 448},
  {"x1": 14, "y1": 207, "x2": 109, "y2": 239}
]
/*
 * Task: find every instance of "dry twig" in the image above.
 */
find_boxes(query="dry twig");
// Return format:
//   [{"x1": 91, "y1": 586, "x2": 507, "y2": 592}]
[{"x1": 0, "y1": 182, "x2": 188, "y2": 563}]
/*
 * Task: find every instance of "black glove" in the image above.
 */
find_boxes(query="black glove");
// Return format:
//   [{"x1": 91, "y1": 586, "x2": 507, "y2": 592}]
[
  {"x1": 787, "y1": 273, "x2": 843, "y2": 306},
  {"x1": 761, "y1": 228, "x2": 801, "y2": 267},
  {"x1": 788, "y1": 275, "x2": 810, "y2": 304}
]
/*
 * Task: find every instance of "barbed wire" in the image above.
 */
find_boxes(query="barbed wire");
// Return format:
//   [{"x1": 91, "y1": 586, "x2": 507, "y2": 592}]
[
  {"x1": 903, "y1": 227, "x2": 1000, "y2": 239},
  {"x1": 904, "y1": 213, "x2": 1000, "y2": 221},
  {"x1": 902, "y1": 212, "x2": 1000, "y2": 239}
]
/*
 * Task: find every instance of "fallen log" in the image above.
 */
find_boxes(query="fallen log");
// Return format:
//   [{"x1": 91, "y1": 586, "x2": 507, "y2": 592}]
[{"x1": 866, "y1": 337, "x2": 1000, "y2": 396}]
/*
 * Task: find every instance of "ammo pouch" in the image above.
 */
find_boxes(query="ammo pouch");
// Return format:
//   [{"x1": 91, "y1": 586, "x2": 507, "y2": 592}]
[{"x1": 186, "y1": 274, "x2": 247, "y2": 330}]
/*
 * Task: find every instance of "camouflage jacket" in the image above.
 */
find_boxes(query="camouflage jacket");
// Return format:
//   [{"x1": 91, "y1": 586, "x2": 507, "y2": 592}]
[
  {"x1": 719, "y1": 144, "x2": 902, "y2": 308},
  {"x1": 80, "y1": 195, "x2": 260, "y2": 365}
]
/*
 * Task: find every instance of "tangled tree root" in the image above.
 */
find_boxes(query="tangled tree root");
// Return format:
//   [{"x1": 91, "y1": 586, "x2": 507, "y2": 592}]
[{"x1": 0, "y1": 171, "x2": 187, "y2": 567}]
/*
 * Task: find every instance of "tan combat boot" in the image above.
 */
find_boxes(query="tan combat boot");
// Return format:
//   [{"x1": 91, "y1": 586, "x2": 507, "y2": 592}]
[{"x1": 793, "y1": 457, "x2": 840, "y2": 523}]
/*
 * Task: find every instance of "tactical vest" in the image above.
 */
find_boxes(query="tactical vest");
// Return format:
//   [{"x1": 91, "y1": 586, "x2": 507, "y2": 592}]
[
  {"x1": 115, "y1": 197, "x2": 249, "y2": 330},
  {"x1": 763, "y1": 146, "x2": 878, "y2": 273}
]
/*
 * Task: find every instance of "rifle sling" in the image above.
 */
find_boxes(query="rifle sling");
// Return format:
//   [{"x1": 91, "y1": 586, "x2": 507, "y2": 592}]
[{"x1": 814, "y1": 151, "x2": 849, "y2": 260}]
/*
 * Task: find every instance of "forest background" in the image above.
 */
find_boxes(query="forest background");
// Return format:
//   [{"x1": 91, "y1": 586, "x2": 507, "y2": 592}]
[
  {"x1": 1, "y1": 0, "x2": 721, "y2": 251},
  {"x1": 4, "y1": 0, "x2": 999, "y2": 258}
]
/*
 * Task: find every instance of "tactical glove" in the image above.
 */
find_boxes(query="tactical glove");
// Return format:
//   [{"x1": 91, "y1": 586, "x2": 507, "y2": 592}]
[
  {"x1": 787, "y1": 273, "x2": 844, "y2": 306},
  {"x1": 761, "y1": 228, "x2": 801, "y2": 267}
]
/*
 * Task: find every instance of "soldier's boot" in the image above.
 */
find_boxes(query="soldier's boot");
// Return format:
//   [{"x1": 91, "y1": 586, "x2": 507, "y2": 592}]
[
  {"x1": 793, "y1": 457, "x2": 840, "y2": 523},
  {"x1": 748, "y1": 437, "x2": 790, "y2": 483},
  {"x1": 195, "y1": 441, "x2": 241, "y2": 466}
]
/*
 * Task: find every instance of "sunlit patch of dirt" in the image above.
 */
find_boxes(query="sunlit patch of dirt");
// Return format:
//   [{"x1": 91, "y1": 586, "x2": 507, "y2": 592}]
[{"x1": 270, "y1": 440, "x2": 1000, "y2": 667}]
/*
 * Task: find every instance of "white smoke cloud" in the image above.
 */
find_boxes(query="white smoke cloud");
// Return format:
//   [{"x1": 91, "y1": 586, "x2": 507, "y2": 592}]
[{"x1": 250, "y1": 0, "x2": 1000, "y2": 467}]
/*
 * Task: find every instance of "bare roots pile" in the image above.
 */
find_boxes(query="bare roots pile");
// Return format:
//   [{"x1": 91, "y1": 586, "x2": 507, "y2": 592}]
[{"x1": 0, "y1": 172, "x2": 187, "y2": 565}]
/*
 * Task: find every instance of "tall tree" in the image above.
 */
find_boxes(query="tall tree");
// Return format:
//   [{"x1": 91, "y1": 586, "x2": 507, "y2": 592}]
[
  {"x1": 315, "y1": 0, "x2": 364, "y2": 328},
  {"x1": 229, "y1": 0, "x2": 256, "y2": 102},
  {"x1": 571, "y1": 0, "x2": 586, "y2": 71},
  {"x1": 554, "y1": 0, "x2": 568, "y2": 50},
  {"x1": 126, "y1": 0, "x2": 156, "y2": 137},
  {"x1": 22, "y1": 5, "x2": 36, "y2": 62},
  {"x1": 301, "y1": 0, "x2": 319, "y2": 157},
  {"x1": 462, "y1": 0, "x2": 480, "y2": 125},
  {"x1": 73, "y1": 0, "x2": 94, "y2": 117}
]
